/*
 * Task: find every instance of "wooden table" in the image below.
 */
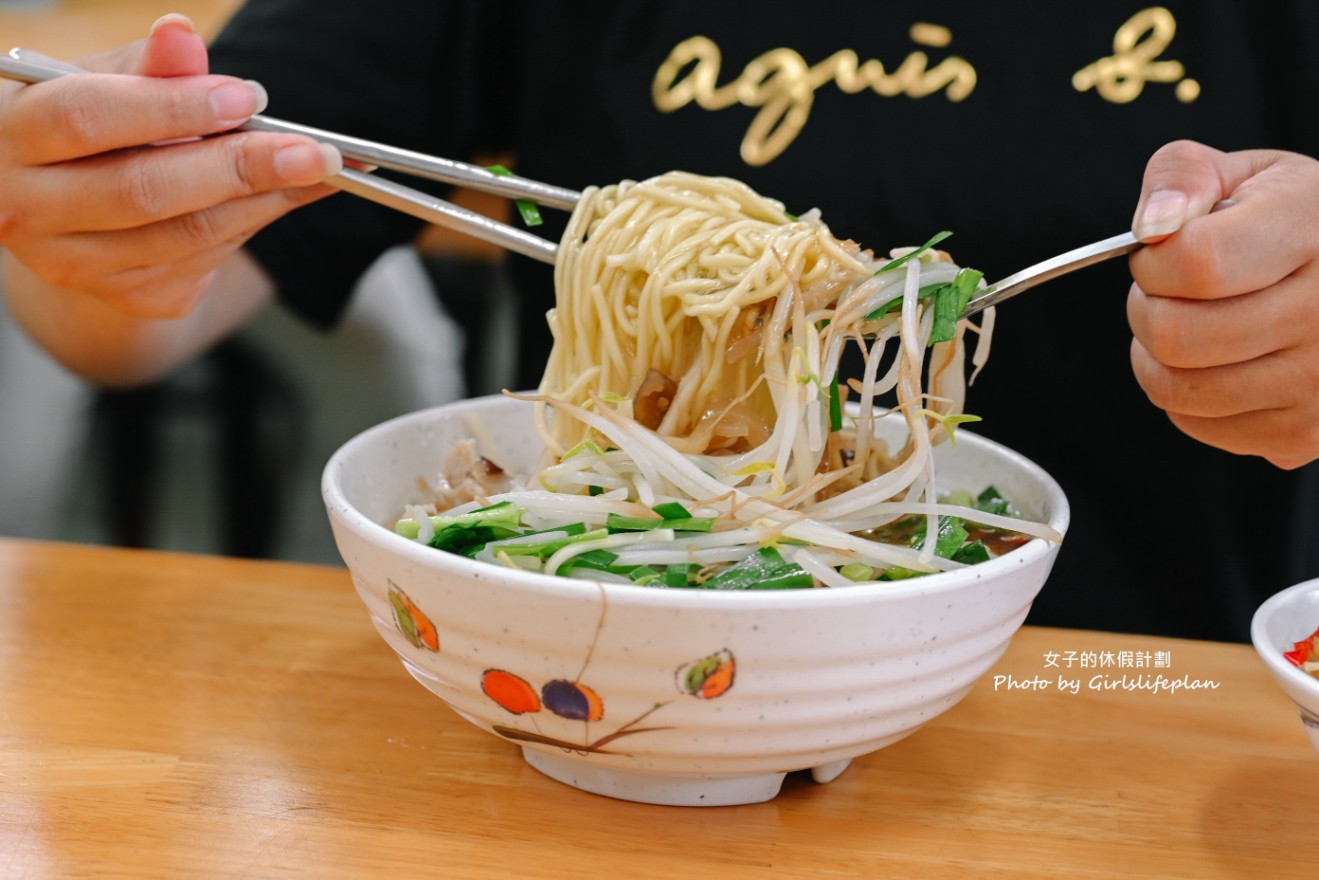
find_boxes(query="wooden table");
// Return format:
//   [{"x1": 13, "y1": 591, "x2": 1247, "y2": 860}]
[
  {"x1": 0, "y1": 1, "x2": 241, "y2": 59},
  {"x1": 1, "y1": 537, "x2": 1314, "y2": 879}
]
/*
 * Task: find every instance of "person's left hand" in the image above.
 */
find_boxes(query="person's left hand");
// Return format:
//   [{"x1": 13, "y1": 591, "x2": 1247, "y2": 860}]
[{"x1": 1127, "y1": 140, "x2": 1319, "y2": 469}]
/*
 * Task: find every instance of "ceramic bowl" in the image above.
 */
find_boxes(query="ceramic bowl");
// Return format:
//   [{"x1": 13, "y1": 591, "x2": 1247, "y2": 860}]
[
  {"x1": 322, "y1": 394, "x2": 1070, "y2": 806},
  {"x1": 1251, "y1": 579, "x2": 1319, "y2": 757}
]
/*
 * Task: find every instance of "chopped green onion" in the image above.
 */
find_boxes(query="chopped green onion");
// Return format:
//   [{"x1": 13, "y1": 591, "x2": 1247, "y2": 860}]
[
  {"x1": 561, "y1": 548, "x2": 619, "y2": 572},
  {"x1": 700, "y1": 547, "x2": 814, "y2": 590},
  {"x1": 864, "y1": 282, "x2": 951, "y2": 322},
  {"x1": 976, "y1": 485, "x2": 1012, "y2": 516},
  {"x1": 431, "y1": 523, "x2": 522, "y2": 555},
  {"x1": 925, "y1": 516, "x2": 969, "y2": 559},
  {"x1": 930, "y1": 268, "x2": 983, "y2": 344},
  {"x1": 490, "y1": 527, "x2": 608, "y2": 561},
  {"x1": 951, "y1": 541, "x2": 991, "y2": 565},
  {"x1": 879, "y1": 515, "x2": 969, "y2": 580},
  {"x1": 394, "y1": 500, "x2": 525, "y2": 540},
  {"x1": 875, "y1": 231, "x2": 952, "y2": 275},
  {"x1": 523, "y1": 522, "x2": 589, "y2": 538},
  {"x1": 827, "y1": 376, "x2": 843, "y2": 432},
  {"x1": 651, "y1": 501, "x2": 692, "y2": 520},
  {"x1": 663, "y1": 563, "x2": 700, "y2": 588},
  {"x1": 486, "y1": 164, "x2": 544, "y2": 227},
  {"x1": 606, "y1": 513, "x2": 715, "y2": 533},
  {"x1": 627, "y1": 566, "x2": 663, "y2": 585}
]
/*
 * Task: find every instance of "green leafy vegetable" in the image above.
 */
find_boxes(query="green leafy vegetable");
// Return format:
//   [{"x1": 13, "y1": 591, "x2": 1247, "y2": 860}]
[
  {"x1": 951, "y1": 541, "x2": 991, "y2": 565},
  {"x1": 489, "y1": 525, "x2": 605, "y2": 561},
  {"x1": 559, "y1": 548, "x2": 620, "y2": 574},
  {"x1": 874, "y1": 230, "x2": 952, "y2": 275},
  {"x1": 929, "y1": 268, "x2": 984, "y2": 344},
  {"x1": 976, "y1": 485, "x2": 1012, "y2": 516},
  {"x1": 864, "y1": 282, "x2": 950, "y2": 322},
  {"x1": 430, "y1": 523, "x2": 522, "y2": 556},
  {"x1": 395, "y1": 500, "x2": 526, "y2": 540},
  {"x1": 924, "y1": 516, "x2": 969, "y2": 559},
  {"x1": 664, "y1": 563, "x2": 700, "y2": 588},
  {"x1": 606, "y1": 513, "x2": 715, "y2": 533},
  {"x1": 627, "y1": 566, "x2": 663, "y2": 585},
  {"x1": 698, "y1": 547, "x2": 814, "y2": 591},
  {"x1": 879, "y1": 515, "x2": 969, "y2": 580}
]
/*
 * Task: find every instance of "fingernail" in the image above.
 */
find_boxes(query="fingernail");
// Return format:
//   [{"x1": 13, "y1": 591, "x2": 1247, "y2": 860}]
[
  {"x1": 150, "y1": 13, "x2": 196, "y2": 35},
  {"x1": 244, "y1": 80, "x2": 269, "y2": 116},
  {"x1": 319, "y1": 143, "x2": 344, "y2": 176},
  {"x1": 1134, "y1": 190, "x2": 1189, "y2": 241},
  {"x1": 209, "y1": 80, "x2": 266, "y2": 125},
  {"x1": 274, "y1": 142, "x2": 343, "y2": 182}
]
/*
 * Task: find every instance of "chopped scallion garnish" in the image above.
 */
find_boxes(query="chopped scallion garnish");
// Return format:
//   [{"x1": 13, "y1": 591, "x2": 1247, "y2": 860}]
[
  {"x1": 486, "y1": 164, "x2": 544, "y2": 227},
  {"x1": 828, "y1": 376, "x2": 843, "y2": 432},
  {"x1": 874, "y1": 230, "x2": 952, "y2": 275}
]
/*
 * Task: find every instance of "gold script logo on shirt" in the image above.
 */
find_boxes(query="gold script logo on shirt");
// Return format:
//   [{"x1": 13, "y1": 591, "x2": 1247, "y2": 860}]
[
  {"x1": 652, "y1": 24, "x2": 976, "y2": 166},
  {"x1": 652, "y1": 8, "x2": 1199, "y2": 167},
  {"x1": 1073, "y1": 6, "x2": 1200, "y2": 104}
]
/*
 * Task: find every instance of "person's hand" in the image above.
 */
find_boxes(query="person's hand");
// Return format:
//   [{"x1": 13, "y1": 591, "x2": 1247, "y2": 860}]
[
  {"x1": 0, "y1": 14, "x2": 341, "y2": 319},
  {"x1": 1127, "y1": 140, "x2": 1319, "y2": 469}
]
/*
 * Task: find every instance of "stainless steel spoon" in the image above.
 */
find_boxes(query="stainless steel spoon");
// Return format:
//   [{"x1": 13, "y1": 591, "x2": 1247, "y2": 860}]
[{"x1": 963, "y1": 231, "x2": 1141, "y2": 318}]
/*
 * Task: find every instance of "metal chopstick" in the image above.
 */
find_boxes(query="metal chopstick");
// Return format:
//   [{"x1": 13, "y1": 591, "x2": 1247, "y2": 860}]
[
  {"x1": 239, "y1": 113, "x2": 579, "y2": 210},
  {"x1": 3, "y1": 48, "x2": 578, "y2": 207},
  {"x1": 0, "y1": 48, "x2": 563, "y2": 263},
  {"x1": 331, "y1": 166, "x2": 558, "y2": 262}
]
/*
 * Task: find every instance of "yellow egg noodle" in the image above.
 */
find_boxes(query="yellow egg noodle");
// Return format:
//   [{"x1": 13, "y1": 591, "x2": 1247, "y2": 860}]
[{"x1": 406, "y1": 171, "x2": 1060, "y2": 586}]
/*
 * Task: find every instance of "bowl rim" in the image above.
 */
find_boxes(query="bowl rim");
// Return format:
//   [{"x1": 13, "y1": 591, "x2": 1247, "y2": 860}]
[
  {"x1": 322, "y1": 394, "x2": 1071, "y2": 609},
  {"x1": 1251, "y1": 578, "x2": 1319, "y2": 698}
]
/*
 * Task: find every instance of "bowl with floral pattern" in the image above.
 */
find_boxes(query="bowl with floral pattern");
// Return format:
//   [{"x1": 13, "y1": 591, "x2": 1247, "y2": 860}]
[{"x1": 322, "y1": 394, "x2": 1069, "y2": 806}]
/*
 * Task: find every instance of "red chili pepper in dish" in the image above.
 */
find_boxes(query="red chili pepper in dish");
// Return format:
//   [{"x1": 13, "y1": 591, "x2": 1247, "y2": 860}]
[{"x1": 1284, "y1": 626, "x2": 1319, "y2": 668}]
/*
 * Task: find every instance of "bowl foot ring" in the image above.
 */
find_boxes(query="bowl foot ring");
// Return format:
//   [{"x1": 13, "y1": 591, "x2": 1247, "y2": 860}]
[
  {"x1": 809, "y1": 758, "x2": 851, "y2": 784},
  {"x1": 521, "y1": 748, "x2": 852, "y2": 806}
]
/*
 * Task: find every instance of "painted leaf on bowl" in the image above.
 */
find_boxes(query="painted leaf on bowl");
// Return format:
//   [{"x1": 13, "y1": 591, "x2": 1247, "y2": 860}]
[
  {"x1": 387, "y1": 583, "x2": 439, "y2": 652},
  {"x1": 542, "y1": 679, "x2": 605, "y2": 721},
  {"x1": 482, "y1": 669, "x2": 542, "y2": 715},
  {"x1": 676, "y1": 649, "x2": 736, "y2": 699}
]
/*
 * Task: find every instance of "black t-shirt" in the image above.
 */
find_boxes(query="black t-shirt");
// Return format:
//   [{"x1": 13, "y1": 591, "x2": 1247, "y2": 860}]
[{"x1": 210, "y1": 1, "x2": 1319, "y2": 641}]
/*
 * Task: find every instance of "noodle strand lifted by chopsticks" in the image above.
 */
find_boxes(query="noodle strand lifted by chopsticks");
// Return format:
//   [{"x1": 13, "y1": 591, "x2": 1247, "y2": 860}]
[
  {"x1": 409, "y1": 171, "x2": 1060, "y2": 585},
  {"x1": 536, "y1": 172, "x2": 984, "y2": 504}
]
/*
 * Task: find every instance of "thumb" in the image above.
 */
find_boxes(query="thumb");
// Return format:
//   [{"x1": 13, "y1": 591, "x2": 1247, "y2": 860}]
[
  {"x1": 133, "y1": 13, "x2": 210, "y2": 77},
  {"x1": 1132, "y1": 140, "x2": 1230, "y2": 243}
]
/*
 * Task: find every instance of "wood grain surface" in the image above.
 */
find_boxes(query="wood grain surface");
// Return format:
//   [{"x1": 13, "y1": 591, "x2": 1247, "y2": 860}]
[
  {"x1": 0, "y1": 0, "x2": 240, "y2": 58},
  {"x1": 1, "y1": 537, "x2": 1315, "y2": 879}
]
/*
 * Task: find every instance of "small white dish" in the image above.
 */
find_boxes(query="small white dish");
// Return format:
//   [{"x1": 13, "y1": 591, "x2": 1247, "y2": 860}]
[{"x1": 1251, "y1": 579, "x2": 1319, "y2": 757}]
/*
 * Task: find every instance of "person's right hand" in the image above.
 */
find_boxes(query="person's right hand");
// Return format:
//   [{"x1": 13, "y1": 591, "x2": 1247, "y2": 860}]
[{"x1": 0, "y1": 13, "x2": 342, "y2": 319}]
